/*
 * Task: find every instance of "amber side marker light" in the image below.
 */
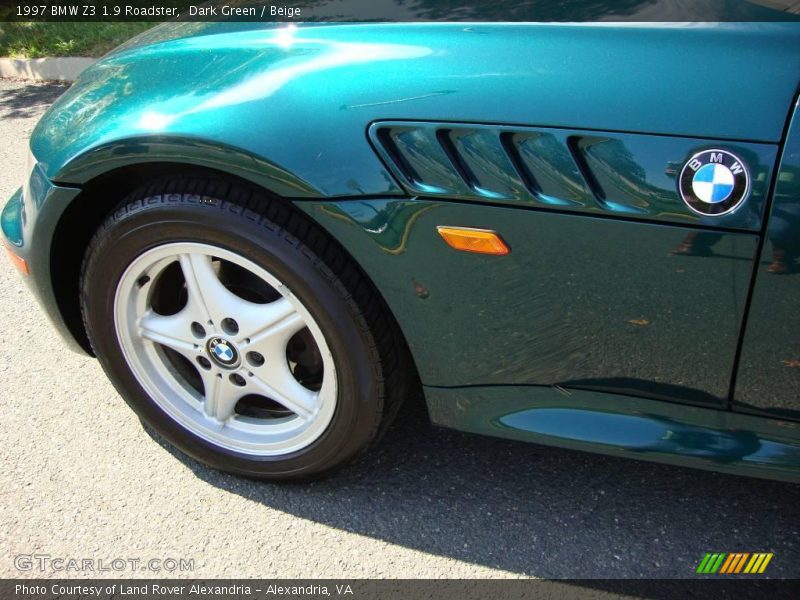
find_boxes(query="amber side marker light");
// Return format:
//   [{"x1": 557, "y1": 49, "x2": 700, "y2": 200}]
[
  {"x1": 3, "y1": 245, "x2": 29, "y2": 275},
  {"x1": 437, "y1": 226, "x2": 510, "y2": 256}
]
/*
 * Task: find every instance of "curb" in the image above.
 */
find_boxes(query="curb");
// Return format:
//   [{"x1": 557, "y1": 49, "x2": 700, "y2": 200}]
[{"x1": 0, "y1": 57, "x2": 97, "y2": 82}]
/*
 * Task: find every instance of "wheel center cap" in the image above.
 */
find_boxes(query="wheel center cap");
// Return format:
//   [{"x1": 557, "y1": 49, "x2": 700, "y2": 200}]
[{"x1": 206, "y1": 337, "x2": 240, "y2": 368}]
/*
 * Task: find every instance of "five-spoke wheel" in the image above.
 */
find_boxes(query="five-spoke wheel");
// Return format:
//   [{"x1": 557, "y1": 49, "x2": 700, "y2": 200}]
[{"x1": 115, "y1": 243, "x2": 337, "y2": 455}]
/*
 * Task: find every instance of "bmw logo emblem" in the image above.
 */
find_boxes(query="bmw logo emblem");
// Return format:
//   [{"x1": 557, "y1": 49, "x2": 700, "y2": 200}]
[
  {"x1": 207, "y1": 337, "x2": 239, "y2": 368},
  {"x1": 678, "y1": 149, "x2": 750, "y2": 217}
]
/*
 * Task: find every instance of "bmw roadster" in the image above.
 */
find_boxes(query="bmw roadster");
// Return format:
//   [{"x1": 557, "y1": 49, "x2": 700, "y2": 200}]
[{"x1": 3, "y1": 15, "x2": 800, "y2": 481}]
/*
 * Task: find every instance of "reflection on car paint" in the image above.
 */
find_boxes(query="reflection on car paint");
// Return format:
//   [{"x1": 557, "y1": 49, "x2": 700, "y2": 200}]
[
  {"x1": 302, "y1": 197, "x2": 757, "y2": 406},
  {"x1": 735, "y1": 104, "x2": 800, "y2": 420}
]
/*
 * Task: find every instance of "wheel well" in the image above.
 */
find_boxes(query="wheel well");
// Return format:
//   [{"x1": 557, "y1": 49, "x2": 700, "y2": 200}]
[
  {"x1": 52, "y1": 163, "x2": 197, "y2": 353},
  {"x1": 49, "y1": 162, "x2": 417, "y2": 385}
]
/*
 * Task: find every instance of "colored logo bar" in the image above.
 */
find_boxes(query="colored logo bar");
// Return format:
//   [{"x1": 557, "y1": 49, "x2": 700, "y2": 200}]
[{"x1": 696, "y1": 552, "x2": 773, "y2": 574}]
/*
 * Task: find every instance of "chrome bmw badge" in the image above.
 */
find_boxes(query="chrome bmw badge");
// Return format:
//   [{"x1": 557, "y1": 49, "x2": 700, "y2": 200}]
[
  {"x1": 678, "y1": 149, "x2": 750, "y2": 217},
  {"x1": 207, "y1": 337, "x2": 239, "y2": 368}
]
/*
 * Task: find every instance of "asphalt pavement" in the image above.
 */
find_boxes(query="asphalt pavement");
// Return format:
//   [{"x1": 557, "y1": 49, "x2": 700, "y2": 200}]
[{"x1": 0, "y1": 79, "x2": 798, "y2": 590}]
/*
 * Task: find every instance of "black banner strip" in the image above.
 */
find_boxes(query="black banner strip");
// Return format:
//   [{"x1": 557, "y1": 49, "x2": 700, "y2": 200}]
[
  {"x1": 3, "y1": 579, "x2": 800, "y2": 600},
  {"x1": 0, "y1": 0, "x2": 799, "y2": 23}
]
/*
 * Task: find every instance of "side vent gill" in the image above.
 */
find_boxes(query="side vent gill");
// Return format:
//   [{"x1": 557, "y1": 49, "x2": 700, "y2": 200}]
[{"x1": 370, "y1": 122, "x2": 599, "y2": 208}]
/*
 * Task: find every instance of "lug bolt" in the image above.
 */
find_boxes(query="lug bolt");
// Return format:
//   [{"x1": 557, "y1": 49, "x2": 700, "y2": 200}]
[
  {"x1": 246, "y1": 351, "x2": 265, "y2": 367},
  {"x1": 191, "y1": 322, "x2": 206, "y2": 338},
  {"x1": 221, "y1": 318, "x2": 239, "y2": 335}
]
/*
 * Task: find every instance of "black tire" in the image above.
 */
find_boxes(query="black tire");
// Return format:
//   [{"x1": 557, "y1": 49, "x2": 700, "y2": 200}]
[{"x1": 80, "y1": 177, "x2": 411, "y2": 480}]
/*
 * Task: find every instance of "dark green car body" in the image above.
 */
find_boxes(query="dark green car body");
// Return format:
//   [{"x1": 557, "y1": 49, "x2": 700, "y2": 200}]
[{"x1": 3, "y1": 17, "x2": 800, "y2": 481}]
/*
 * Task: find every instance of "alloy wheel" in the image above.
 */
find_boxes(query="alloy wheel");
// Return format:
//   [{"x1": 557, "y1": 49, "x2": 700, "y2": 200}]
[{"x1": 113, "y1": 242, "x2": 337, "y2": 456}]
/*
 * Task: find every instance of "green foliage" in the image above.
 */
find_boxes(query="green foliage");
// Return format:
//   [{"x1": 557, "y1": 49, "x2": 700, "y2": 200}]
[{"x1": 0, "y1": 22, "x2": 154, "y2": 58}]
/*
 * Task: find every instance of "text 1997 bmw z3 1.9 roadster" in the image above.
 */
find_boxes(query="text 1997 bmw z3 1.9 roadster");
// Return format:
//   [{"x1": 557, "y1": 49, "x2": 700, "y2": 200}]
[{"x1": 3, "y1": 9, "x2": 800, "y2": 481}]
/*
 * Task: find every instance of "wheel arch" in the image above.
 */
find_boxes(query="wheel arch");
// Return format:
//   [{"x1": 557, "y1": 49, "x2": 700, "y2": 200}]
[{"x1": 49, "y1": 136, "x2": 327, "y2": 198}]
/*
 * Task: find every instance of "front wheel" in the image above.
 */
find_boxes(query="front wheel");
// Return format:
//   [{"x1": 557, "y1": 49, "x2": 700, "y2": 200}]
[{"x1": 81, "y1": 179, "x2": 408, "y2": 479}]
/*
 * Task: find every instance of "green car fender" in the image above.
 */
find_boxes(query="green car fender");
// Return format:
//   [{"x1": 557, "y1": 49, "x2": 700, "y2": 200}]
[{"x1": 4, "y1": 20, "x2": 800, "y2": 481}]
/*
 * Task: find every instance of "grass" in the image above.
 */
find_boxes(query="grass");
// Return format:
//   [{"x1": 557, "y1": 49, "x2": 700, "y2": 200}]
[{"x1": 0, "y1": 22, "x2": 155, "y2": 58}]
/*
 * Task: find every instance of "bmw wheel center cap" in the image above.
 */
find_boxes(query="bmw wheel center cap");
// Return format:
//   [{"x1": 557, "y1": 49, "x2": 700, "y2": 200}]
[
  {"x1": 678, "y1": 149, "x2": 750, "y2": 217},
  {"x1": 207, "y1": 337, "x2": 240, "y2": 368}
]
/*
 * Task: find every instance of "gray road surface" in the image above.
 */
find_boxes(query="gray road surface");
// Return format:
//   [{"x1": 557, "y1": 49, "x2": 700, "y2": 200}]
[{"x1": 0, "y1": 79, "x2": 798, "y2": 590}]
